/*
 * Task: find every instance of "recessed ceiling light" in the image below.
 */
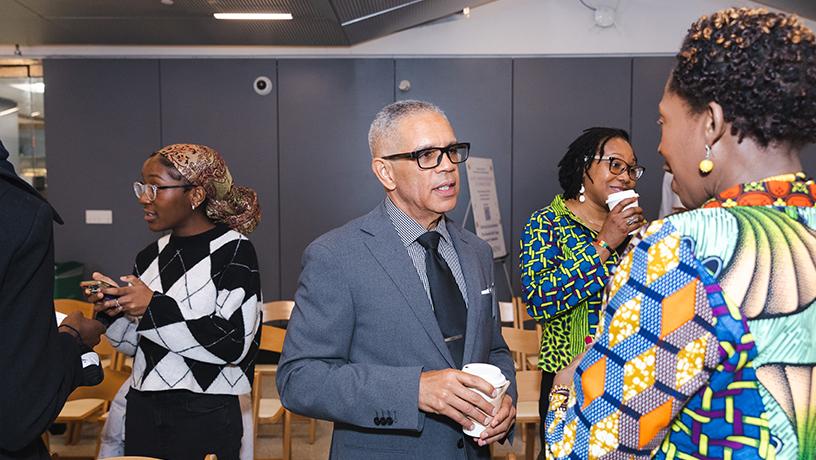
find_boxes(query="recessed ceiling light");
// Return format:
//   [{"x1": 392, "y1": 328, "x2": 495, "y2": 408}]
[
  {"x1": 10, "y1": 82, "x2": 45, "y2": 93},
  {"x1": 160, "y1": 0, "x2": 174, "y2": 5},
  {"x1": 213, "y1": 13, "x2": 292, "y2": 20}
]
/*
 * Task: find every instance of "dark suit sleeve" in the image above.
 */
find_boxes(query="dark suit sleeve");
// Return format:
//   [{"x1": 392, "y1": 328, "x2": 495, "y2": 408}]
[
  {"x1": 0, "y1": 199, "x2": 83, "y2": 452},
  {"x1": 276, "y1": 242, "x2": 425, "y2": 431}
]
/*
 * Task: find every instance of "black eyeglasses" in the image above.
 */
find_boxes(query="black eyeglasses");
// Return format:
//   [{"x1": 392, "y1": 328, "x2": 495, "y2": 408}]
[
  {"x1": 133, "y1": 181, "x2": 195, "y2": 202},
  {"x1": 593, "y1": 156, "x2": 645, "y2": 180},
  {"x1": 381, "y1": 142, "x2": 470, "y2": 170}
]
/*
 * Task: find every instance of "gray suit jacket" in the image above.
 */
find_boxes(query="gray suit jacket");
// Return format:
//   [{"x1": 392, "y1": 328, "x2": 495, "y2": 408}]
[{"x1": 277, "y1": 201, "x2": 516, "y2": 459}]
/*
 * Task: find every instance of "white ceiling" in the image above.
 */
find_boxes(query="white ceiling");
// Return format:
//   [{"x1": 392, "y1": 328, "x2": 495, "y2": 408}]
[{"x1": 1, "y1": 0, "x2": 495, "y2": 46}]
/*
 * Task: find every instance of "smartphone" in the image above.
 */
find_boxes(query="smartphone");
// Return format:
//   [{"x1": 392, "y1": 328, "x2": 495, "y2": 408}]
[
  {"x1": 80, "y1": 280, "x2": 122, "y2": 328},
  {"x1": 81, "y1": 280, "x2": 117, "y2": 300}
]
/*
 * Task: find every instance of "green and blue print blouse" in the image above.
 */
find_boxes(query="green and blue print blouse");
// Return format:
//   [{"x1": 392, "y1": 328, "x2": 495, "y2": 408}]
[{"x1": 519, "y1": 194, "x2": 619, "y2": 373}]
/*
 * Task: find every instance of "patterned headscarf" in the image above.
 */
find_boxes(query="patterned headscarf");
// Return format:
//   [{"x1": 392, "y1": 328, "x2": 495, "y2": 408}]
[{"x1": 155, "y1": 144, "x2": 261, "y2": 235}]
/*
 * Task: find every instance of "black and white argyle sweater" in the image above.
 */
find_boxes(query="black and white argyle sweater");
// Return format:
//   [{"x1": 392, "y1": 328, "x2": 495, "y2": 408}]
[{"x1": 106, "y1": 224, "x2": 262, "y2": 395}]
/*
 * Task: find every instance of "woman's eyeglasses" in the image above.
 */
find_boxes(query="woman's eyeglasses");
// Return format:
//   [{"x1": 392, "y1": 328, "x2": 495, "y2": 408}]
[
  {"x1": 593, "y1": 156, "x2": 645, "y2": 180},
  {"x1": 133, "y1": 181, "x2": 195, "y2": 202},
  {"x1": 381, "y1": 142, "x2": 470, "y2": 170}
]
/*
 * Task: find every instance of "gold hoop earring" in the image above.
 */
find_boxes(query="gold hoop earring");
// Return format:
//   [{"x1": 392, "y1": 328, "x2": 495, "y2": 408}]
[{"x1": 699, "y1": 145, "x2": 714, "y2": 174}]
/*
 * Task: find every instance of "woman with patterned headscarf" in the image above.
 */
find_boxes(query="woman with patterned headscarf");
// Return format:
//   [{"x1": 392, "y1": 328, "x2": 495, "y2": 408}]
[
  {"x1": 85, "y1": 144, "x2": 262, "y2": 459},
  {"x1": 543, "y1": 8, "x2": 816, "y2": 460}
]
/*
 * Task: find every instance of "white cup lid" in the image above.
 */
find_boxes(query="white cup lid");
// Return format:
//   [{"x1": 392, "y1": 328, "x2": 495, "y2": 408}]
[
  {"x1": 606, "y1": 189, "x2": 639, "y2": 204},
  {"x1": 462, "y1": 363, "x2": 507, "y2": 387}
]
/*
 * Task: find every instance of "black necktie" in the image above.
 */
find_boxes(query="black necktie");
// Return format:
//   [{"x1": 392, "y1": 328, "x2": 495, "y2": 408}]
[{"x1": 417, "y1": 231, "x2": 468, "y2": 368}]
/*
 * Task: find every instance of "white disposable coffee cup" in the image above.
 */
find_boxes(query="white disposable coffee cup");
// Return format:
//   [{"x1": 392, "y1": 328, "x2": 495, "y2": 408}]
[
  {"x1": 607, "y1": 189, "x2": 643, "y2": 235},
  {"x1": 606, "y1": 189, "x2": 639, "y2": 211},
  {"x1": 461, "y1": 363, "x2": 510, "y2": 437}
]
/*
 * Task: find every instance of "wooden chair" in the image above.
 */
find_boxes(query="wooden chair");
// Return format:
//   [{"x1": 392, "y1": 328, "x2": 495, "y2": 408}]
[
  {"x1": 501, "y1": 327, "x2": 539, "y2": 372},
  {"x1": 253, "y1": 325, "x2": 292, "y2": 460},
  {"x1": 501, "y1": 326, "x2": 541, "y2": 454},
  {"x1": 512, "y1": 297, "x2": 543, "y2": 370},
  {"x1": 54, "y1": 298, "x2": 94, "y2": 317},
  {"x1": 257, "y1": 300, "x2": 317, "y2": 444},
  {"x1": 104, "y1": 456, "x2": 216, "y2": 460},
  {"x1": 261, "y1": 300, "x2": 295, "y2": 323},
  {"x1": 52, "y1": 367, "x2": 130, "y2": 449},
  {"x1": 513, "y1": 370, "x2": 542, "y2": 460}
]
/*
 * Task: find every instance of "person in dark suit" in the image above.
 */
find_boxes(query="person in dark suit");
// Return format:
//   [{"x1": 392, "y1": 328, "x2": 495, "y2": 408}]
[
  {"x1": 0, "y1": 139, "x2": 105, "y2": 460},
  {"x1": 277, "y1": 100, "x2": 517, "y2": 459}
]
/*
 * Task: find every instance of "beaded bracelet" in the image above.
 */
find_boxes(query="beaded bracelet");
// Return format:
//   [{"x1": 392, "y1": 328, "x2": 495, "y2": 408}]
[{"x1": 595, "y1": 238, "x2": 612, "y2": 253}]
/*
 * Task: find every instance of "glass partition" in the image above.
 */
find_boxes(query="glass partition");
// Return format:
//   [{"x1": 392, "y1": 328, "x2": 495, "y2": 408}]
[{"x1": 0, "y1": 59, "x2": 45, "y2": 193}]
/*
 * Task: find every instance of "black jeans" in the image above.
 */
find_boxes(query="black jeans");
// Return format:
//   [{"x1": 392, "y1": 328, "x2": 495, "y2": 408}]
[
  {"x1": 538, "y1": 371, "x2": 556, "y2": 454},
  {"x1": 125, "y1": 388, "x2": 242, "y2": 460}
]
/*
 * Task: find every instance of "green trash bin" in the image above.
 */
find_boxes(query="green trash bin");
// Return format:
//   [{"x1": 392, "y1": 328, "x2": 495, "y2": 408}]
[{"x1": 54, "y1": 261, "x2": 84, "y2": 299}]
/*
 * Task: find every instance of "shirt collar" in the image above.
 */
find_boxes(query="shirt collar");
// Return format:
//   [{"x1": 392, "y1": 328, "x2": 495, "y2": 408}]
[
  {"x1": 550, "y1": 194, "x2": 596, "y2": 231},
  {"x1": 385, "y1": 196, "x2": 451, "y2": 248}
]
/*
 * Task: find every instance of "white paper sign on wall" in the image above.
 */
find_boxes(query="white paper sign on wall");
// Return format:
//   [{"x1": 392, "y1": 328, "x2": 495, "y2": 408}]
[{"x1": 465, "y1": 156, "x2": 506, "y2": 259}]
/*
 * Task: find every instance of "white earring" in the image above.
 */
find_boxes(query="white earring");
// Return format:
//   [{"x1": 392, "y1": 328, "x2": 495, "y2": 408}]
[
  {"x1": 579, "y1": 185, "x2": 586, "y2": 203},
  {"x1": 191, "y1": 204, "x2": 196, "y2": 211}
]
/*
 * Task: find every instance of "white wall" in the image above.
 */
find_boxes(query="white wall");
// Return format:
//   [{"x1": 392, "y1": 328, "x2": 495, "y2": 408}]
[{"x1": 1, "y1": 0, "x2": 814, "y2": 57}]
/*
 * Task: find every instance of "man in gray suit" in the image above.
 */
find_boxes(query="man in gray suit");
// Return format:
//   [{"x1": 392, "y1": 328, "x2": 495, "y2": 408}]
[{"x1": 277, "y1": 100, "x2": 517, "y2": 459}]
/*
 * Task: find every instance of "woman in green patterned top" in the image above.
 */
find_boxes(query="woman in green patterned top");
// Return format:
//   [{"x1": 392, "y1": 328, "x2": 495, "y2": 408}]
[{"x1": 519, "y1": 127, "x2": 645, "y2": 448}]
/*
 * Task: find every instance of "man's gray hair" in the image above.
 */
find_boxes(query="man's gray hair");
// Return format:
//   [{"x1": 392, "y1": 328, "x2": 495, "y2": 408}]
[{"x1": 368, "y1": 100, "x2": 448, "y2": 157}]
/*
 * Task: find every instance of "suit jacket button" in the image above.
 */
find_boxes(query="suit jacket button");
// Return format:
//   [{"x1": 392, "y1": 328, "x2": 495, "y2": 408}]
[
  {"x1": 374, "y1": 417, "x2": 381, "y2": 425},
  {"x1": 457, "y1": 438, "x2": 464, "y2": 449},
  {"x1": 386, "y1": 417, "x2": 393, "y2": 425}
]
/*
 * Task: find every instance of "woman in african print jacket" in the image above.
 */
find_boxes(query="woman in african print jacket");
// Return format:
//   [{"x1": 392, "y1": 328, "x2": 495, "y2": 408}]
[
  {"x1": 520, "y1": 127, "x2": 646, "y2": 449},
  {"x1": 544, "y1": 8, "x2": 816, "y2": 460}
]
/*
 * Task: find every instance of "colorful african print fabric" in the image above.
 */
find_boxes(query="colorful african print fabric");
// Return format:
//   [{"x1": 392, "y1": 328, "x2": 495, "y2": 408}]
[
  {"x1": 702, "y1": 172, "x2": 816, "y2": 208},
  {"x1": 520, "y1": 195, "x2": 619, "y2": 373},
  {"x1": 544, "y1": 174, "x2": 816, "y2": 460}
]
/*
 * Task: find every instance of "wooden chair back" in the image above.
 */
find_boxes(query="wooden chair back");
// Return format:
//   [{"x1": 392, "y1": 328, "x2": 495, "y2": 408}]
[
  {"x1": 253, "y1": 324, "x2": 291, "y2": 459},
  {"x1": 258, "y1": 325, "x2": 287, "y2": 353},
  {"x1": 515, "y1": 370, "x2": 542, "y2": 460},
  {"x1": 54, "y1": 298, "x2": 93, "y2": 317},
  {"x1": 68, "y1": 368, "x2": 130, "y2": 402},
  {"x1": 104, "y1": 456, "x2": 215, "y2": 460},
  {"x1": 515, "y1": 370, "x2": 542, "y2": 403},
  {"x1": 261, "y1": 300, "x2": 295, "y2": 323},
  {"x1": 501, "y1": 327, "x2": 539, "y2": 370}
]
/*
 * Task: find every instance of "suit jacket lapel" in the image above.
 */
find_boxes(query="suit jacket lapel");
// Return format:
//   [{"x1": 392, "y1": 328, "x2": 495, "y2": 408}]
[
  {"x1": 447, "y1": 222, "x2": 485, "y2": 367},
  {"x1": 361, "y1": 203, "x2": 456, "y2": 368}
]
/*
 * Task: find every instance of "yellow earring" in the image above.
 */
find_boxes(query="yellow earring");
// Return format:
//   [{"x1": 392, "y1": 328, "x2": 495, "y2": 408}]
[{"x1": 699, "y1": 144, "x2": 714, "y2": 174}]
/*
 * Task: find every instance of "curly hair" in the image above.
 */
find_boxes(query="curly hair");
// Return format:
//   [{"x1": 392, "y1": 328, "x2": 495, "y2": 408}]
[
  {"x1": 558, "y1": 127, "x2": 631, "y2": 199},
  {"x1": 670, "y1": 7, "x2": 816, "y2": 148}
]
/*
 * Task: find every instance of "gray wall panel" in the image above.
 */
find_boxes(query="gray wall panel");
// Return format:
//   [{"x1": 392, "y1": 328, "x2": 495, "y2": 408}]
[
  {"x1": 631, "y1": 57, "x2": 676, "y2": 220},
  {"x1": 160, "y1": 59, "x2": 280, "y2": 300},
  {"x1": 278, "y1": 59, "x2": 394, "y2": 298},
  {"x1": 511, "y1": 58, "x2": 631, "y2": 292},
  {"x1": 395, "y1": 58, "x2": 513, "y2": 299},
  {"x1": 45, "y1": 59, "x2": 161, "y2": 282}
]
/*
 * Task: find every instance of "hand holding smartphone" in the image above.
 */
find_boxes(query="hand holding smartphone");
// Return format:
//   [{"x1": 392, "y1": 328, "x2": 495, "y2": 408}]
[
  {"x1": 80, "y1": 279, "x2": 117, "y2": 301},
  {"x1": 80, "y1": 274, "x2": 122, "y2": 327}
]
